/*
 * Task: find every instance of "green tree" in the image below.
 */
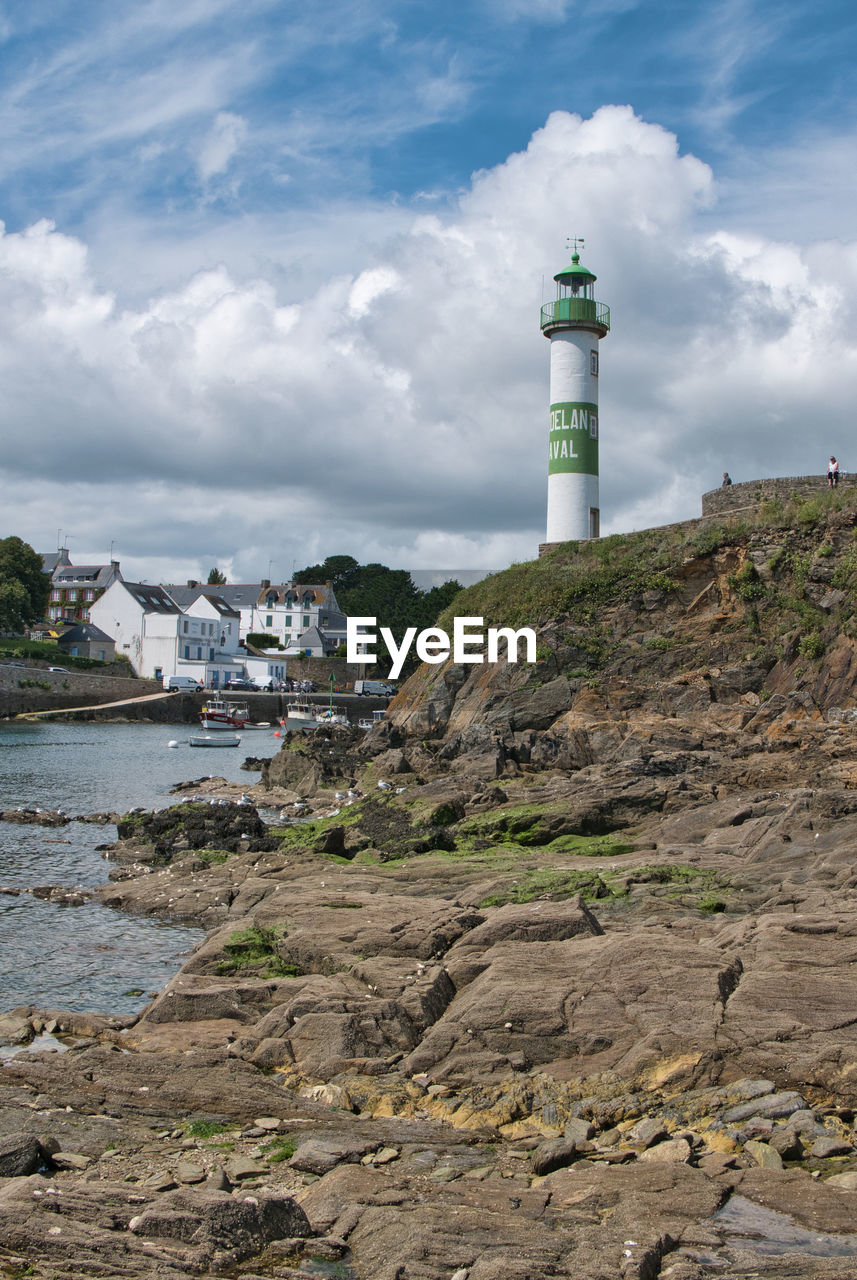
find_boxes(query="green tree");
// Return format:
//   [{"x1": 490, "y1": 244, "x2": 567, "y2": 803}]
[
  {"x1": 292, "y1": 554, "x2": 464, "y2": 676},
  {"x1": 0, "y1": 537, "x2": 50, "y2": 633},
  {"x1": 207, "y1": 567, "x2": 227, "y2": 585},
  {"x1": 293, "y1": 555, "x2": 359, "y2": 592}
]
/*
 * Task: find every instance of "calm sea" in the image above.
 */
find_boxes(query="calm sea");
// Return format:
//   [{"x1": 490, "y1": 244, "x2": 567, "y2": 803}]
[{"x1": 0, "y1": 720, "x2": 280, "y2": 1017}]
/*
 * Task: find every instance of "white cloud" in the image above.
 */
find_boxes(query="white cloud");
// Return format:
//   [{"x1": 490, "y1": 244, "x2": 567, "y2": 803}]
[
  {"x1": 196, "y1": 111, "x2": 248, "y2": 182},
  {"x1": 2, "y1": 104, "x2": 857, "y2": 577}
]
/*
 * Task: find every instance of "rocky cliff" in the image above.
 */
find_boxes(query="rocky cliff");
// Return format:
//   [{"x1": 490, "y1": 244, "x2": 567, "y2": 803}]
[{"x1": 5, "y1": 490, "x2": 857, "y2": 1279}]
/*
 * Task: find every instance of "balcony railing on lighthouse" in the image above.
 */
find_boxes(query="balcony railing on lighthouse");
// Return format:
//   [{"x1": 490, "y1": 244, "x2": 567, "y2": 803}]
[{"x1": 540, "y1": 298, "x2": 611, "y2": 332}]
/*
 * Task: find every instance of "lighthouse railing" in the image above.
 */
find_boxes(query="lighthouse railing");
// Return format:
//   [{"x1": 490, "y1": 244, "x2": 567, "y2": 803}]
[{"x1": 540, "y1": 298, "x2": 610, "y2": 331}]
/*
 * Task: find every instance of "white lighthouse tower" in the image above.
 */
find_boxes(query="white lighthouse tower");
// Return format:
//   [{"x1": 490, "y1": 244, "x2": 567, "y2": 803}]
[{"x1": 540, "y1": 240, "x2": 610, "y2": 543}]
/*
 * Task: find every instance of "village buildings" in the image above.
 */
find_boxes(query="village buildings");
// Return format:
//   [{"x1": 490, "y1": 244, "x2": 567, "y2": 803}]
[{"x1": 38, "y1": 552, "x2": 350, "y2": 683}]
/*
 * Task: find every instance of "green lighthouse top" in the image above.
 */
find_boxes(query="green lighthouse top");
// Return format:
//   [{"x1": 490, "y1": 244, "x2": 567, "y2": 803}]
[
  {"x1": 553, "y1": 251, "x2": 597, "y2": 289},
  {"x1": 540, "y1": 238, "x2": 610, "y2": 338}
]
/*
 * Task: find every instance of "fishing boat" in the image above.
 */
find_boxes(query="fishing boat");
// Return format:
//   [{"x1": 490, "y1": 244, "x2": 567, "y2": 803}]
[
  {"x1": 199, "y1": 696, "x2": 250, "y2": 730},
  {"x1": 282, "y1": 698, "x2": 318, "y2": 731},
  {"x1": 189, "y1": 734, "x2": 242, "y2": 748}
]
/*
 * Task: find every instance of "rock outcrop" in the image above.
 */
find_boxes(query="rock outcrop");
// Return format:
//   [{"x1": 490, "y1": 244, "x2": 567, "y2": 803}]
[{"x1": 8, "y1": 502, "x2": 857, "y2": 1277}]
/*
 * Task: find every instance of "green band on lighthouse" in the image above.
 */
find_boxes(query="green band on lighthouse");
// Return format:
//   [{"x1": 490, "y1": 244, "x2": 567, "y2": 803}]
[{"x1": 548, "y1": 401, "x2": 599, "y2": 475}]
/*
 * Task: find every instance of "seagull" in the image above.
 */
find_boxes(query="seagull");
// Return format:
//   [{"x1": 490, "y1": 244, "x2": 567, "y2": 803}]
[
  {"x1": 378, "y1": 780, "x2": 391, "y2": 791},
  {"x1": 395, "y1": 786, "x2": 407, "y2": 794},
  {"x1": 167, "y1": 740, "x2": 179, "y2": 749}
]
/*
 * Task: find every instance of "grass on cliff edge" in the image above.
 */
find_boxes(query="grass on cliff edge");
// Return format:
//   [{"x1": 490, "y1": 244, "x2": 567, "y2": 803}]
[{"x1": 436, "y1": 487, "x2": 857, "y2": 631}]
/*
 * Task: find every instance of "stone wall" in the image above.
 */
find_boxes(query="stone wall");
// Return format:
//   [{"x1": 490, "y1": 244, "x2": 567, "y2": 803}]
[
  {"x1": 537, "y1": 475, "x2": 853, "y2": 557},
  {"x1": 0, "y1": 668, "x2": 162, "y2": 719},
  {"x1": 702, "y1": 474, "x2": 853, "y2": 517}
]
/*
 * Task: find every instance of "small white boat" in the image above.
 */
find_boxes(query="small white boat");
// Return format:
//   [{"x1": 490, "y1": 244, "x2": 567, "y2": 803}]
[
  {"x1": 241, "y1": 721, "x2": 272, "y2": 730},
  {"x1": 199, "y1": 696, "x2": 250, "y2": 730},
  {"x1": 314, "y1": 707, "x2": 349, "y2": 727},
  {"x1": 358, "y1": 709, "x2": 387, "y2": 731},
  {"x1": 189, "y1": 734, "x2": 242, "y2": 748}
]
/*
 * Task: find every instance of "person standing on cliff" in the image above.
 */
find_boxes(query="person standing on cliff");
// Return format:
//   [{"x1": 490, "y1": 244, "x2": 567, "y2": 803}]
[
  {"x1": 828, "y1": 456, "x2": 840, "y2": 487},
  {"x1": 722, "y1": 472, "x2": 732, "y2": 486}
]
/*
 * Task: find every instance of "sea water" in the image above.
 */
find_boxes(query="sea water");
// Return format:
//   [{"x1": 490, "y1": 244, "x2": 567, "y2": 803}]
[{"x1": 0, "y1": 720, "x2": 280, "y2": 1016}]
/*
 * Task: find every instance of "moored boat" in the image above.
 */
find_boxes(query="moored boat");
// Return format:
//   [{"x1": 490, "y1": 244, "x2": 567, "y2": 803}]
[
  {"x1": 199, "y1": 696, "x2": 250, "y2": 730},
  {"x1": 282, "y1": 698, "x2": 318, "y2": 731},
  {"x1": 315, "y1": 706, "x2": 349, "y2": 727},
  {"x1": 358, "y1": 709, "x2": 387, "y2": 731},
  {"x1": 189, "y1": 734, "x2": 242, "y2": 748}
]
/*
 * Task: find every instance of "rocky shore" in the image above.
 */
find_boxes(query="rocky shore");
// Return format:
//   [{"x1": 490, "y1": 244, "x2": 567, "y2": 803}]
[{"x1": 6, "y1": 502, "x2": 857, "y2": 1278}]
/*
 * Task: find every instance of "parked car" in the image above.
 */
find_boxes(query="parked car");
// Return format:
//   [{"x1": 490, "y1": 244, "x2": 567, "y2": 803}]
[
  {"x1": 224, "y1": 677, "x2": 257, "y2": 691},
  {"x1": 48, "y1": 666, "x2": 69, "y2": 672}
]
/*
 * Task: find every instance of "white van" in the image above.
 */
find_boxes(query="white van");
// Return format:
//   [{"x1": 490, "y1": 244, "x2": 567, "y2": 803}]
[
  {"x1": 164, "y1": 675, "x2": 204, "y2": 692},
  {"x1": 354, "y1": 679, "x2": 396, "y2": 697}
]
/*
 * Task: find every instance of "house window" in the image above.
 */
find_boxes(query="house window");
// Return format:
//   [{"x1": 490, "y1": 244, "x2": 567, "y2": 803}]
[
  {"x1": 184, "y1": 645, "x2": 190, "y2": 659},
  {"x1": 183, "y1": 621, "x2": 189, "y2": 633},
  {"x1": 98, "y1": 650, "x2": 105, "y2": 661},
  {"x1": 84, "y1": 589, "x2": 95, "y2": 601},
  {"x1": 51, "y1": 589, "x2": 61, "y2": 601},
  {"x1": 302, "y1": 615, "x2": 309, "y2": 627},
  {"x1": 196, "y1": 646, "x2": 202, "y2": 659},
  {"x1": 266, "y1": 614, "x2": 273, "y2": 627},
  {"x1": 66, "y1": 589, "x2": 77, "y2": 601},
  {"x1": 285, "y1": 614, "x2": 292, "y2": 625},
  {"x1": 209, "y1": 648, "x2": 214, "y2": 661}
]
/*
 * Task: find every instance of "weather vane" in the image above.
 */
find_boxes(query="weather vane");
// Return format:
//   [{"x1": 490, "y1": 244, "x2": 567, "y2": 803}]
[{"x1": 566, "y1": 236, "x2": 585, "y2": 256}]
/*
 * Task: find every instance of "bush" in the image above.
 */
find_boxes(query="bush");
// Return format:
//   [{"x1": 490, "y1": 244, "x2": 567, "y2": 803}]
[
  {"x1": 246, "y1": 632, "x2": 283, "y2": 649},
  {"x1": 729, "y1": 562, "x2": 766, "y2": 601},
  {"x1": 798, "y1": 632, "x2": 825, "y2": 659}
]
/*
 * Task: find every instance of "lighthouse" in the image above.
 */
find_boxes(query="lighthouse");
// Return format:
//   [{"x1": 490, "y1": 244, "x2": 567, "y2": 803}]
[{"x1": 540, "y1": 241, "x2": 610, "y2": 543}]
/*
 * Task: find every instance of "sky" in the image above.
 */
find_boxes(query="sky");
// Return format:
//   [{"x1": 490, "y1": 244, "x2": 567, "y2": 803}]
[{"x1": 2, "y1": 0, "x2": 857, "y2": 584}]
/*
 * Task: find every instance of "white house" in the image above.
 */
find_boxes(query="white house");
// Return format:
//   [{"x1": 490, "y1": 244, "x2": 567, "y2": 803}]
[
  {"x1": 166, "y1": 582, "x2": 263, "y2": 641},
  {"x1": 179, "y1": 594, "x2": 244, "y2": 687},
  {"x1": 251, "y1": 583, "x2": 347, "y2": 650},
  {"x1": 90, "y1": 582, "x2": 245, "y2": 686},
  {"x1": 90, "y1": 581, "x2": 183, "y2": 681}
]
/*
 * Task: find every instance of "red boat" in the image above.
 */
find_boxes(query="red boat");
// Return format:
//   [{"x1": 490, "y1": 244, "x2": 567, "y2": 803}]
[{"x1": 198, "y1": 696, "x2": 250, "y2": 730}]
